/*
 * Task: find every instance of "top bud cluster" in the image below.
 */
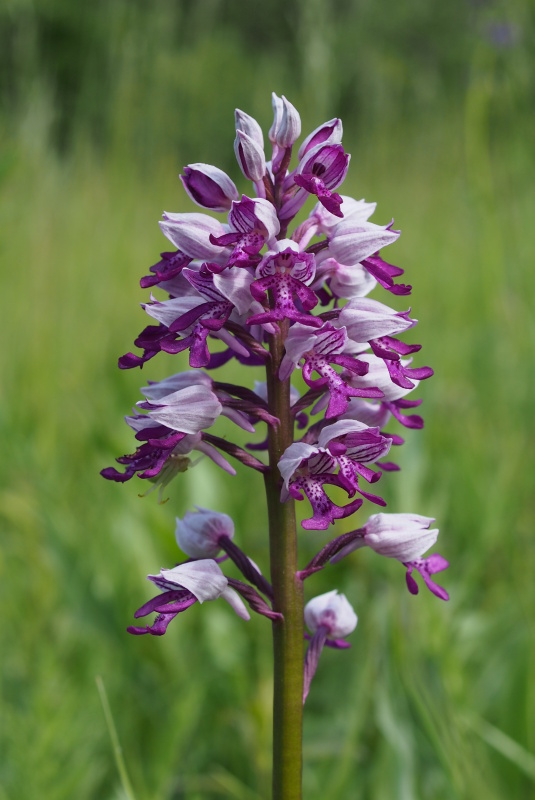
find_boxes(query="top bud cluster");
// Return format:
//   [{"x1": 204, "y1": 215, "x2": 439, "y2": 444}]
[{"x1": 102, "y1": 93, "x2": 448, "y2": 643}]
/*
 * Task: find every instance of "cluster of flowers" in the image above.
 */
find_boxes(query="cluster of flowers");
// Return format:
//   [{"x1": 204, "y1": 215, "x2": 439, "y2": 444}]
[{"x1": 103, "y1": 94, "x2": 448, "y2": 700}]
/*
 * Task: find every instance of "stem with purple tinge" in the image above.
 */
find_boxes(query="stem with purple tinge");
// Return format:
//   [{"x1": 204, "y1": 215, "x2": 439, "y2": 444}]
[{"x1": 265, "y1": 318, "x2": 304, "y2": 800}]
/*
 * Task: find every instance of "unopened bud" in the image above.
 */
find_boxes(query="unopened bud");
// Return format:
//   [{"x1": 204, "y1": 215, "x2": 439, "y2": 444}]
[
  {"x1": 234, "y1": 130, "x2": 266, "y2": 182},
  {"x1": 180, "y1": 163, "x2": 239, "y2": 212},
  {"x1": 175, "y1": 506, "x2": 235, "y2": 558},
  {"x1": 304, "y1": 590, "x2": 357, "y2": 638},
  {"x1": 235, "y1": 109, "x2": 264, "y2": 149},
  {"x1": 271, "y1": 94, "x2": 301, "y2": 148}
]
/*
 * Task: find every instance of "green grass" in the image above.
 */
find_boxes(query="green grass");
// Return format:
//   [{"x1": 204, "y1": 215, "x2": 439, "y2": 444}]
[{"x1": 1, "y1": 77, "x2": 534, "y2": 799}]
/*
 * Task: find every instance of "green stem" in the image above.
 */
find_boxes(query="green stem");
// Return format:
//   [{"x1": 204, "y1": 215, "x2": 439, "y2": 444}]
[{"x1": 265, "y1": 320, "x2": 304, "y2": 800}]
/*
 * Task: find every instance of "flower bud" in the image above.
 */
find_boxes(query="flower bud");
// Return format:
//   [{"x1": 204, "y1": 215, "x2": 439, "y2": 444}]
[
  {"x1": 234, "y1": 129, "x2": 266, "y2": 182},
  {"x1": 235, "y1": 109, "x2": 264, "y2": 149},
  {"x1": 304, "y1": 590, "x2": 357, "y2": 639},
  {"x1": 270, "y1": 94, "x2": 301, "y2": 148},
  {"x1": 175, "y1": 506, "x2": 235, "y2": 558},
  {"x1": 268, "y1": 92, "x2": 283, "y2": 143},
  {"x1": 180, "y1": 163, "x2": 239, "y2": 212}
]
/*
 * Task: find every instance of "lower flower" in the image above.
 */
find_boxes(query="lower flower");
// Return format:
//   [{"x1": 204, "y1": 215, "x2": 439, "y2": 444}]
[{"x1": 128, "y1": 560, "x2": 250, "y2": 636}]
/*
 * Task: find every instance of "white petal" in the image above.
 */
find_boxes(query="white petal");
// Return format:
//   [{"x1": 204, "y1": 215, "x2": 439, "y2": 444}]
[
  {"x1": 142, "y1": 371, "x2": 212, "y2": 401},
  {"x1": 147, "y1": 385, "x2": 222, "y2": 433},
  {"x1": 143, "y1": 295, "x2": 201, "y2": 328},
  {"x1": 214, "y1": 269, "x2": 254, "y2": 316},
  {"x1": 337, "y1": 298, "x2": 413, "y2": 342},
  {"x1": 329, "y1": 220, "x2": 400, "y2": 266},
  {"x1": 345, "y1": 354, "x2": 419, "y2": 401},
  {"x1": 159, "y1": 559, "x2": 228, "y2": 602},
  {"x1": 317, "y1": 419, "x2": 370, "y2": 448},
  {"x1": 159, "y1": 212, "x2": 227, "y2": 260},
  {"x1": 221, "y1": 587, "x2": 251, "y2": 620},
  {"x1": 278, "y1": 442, "x2": 319, "y2": 488}
]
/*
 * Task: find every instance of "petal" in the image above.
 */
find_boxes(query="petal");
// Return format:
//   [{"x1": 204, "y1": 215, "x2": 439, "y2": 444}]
[
  {"x1": 220, "y1": 586, "x2": 251, "y2": 620},
  {"x1": 159, "y1": 559, "x2": 228, "y2": 602},
  {"x1": 278, "y1": 442, "x2": 320, "y2": 488},
  {"x1": 317, "y1": 419, "x2": 370, "y2": 448},
  {"x1": 329, "y1": 220, "x2": 400, "y2": 266},
  {"x1": 159, "y1": 212, "x2": 228, "y2": 260},
  {"x1": 147, "y1": 385, "x2": 222, "y2": 434}
]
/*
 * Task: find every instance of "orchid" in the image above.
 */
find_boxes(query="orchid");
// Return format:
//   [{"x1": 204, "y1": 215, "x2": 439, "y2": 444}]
[
  {"x1": 128, "y1": 559, "x2": 250, "y2": 636},
  {"x1": 303, "y1": 590, "x2": 357, "y2": 701},
  {"x1": 102, "y1": 94, "x2": 448, "y2": 800}
]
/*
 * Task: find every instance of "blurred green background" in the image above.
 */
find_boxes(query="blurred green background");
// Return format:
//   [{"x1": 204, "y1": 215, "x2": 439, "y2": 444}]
[{"x1": 1, "y1": 0, "x2": 534, "y2": 798}]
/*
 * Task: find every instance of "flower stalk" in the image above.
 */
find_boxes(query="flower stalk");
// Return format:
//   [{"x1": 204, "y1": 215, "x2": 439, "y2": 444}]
[{"x1": 265, "y1": 320, "x2": 304, "y2": 800}]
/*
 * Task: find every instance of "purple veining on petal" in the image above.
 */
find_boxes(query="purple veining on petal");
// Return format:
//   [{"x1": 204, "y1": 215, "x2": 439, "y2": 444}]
[
  {"x1": 294, "y1": 143, "x2": 350, "y2": 217},
  {"x1": 248, "y1": 245, "x2": 321, "y2": 327},
  {"x1": 297, "y1": 118, "x2": 343, "y2": 160},
  {"x1": 287, "y1": 323, "x2": 383, "y2": 418},
  {"x1": 289, "y1": 474, "x2": 363, "y2": 530}
]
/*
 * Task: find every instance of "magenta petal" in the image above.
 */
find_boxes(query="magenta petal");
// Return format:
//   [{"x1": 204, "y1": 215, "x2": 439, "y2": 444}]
[
  {"x1": 404, "y1": 555, "x2": 449, "y2": 600},
  {"x1": 405, "y1": 568, "x2": 420, "y2": 595}
]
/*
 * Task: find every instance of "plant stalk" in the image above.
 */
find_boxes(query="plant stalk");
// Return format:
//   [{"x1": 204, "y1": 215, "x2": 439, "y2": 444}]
[{"x1": 265, "y1": 320, "x2": 304, "y2": 800}]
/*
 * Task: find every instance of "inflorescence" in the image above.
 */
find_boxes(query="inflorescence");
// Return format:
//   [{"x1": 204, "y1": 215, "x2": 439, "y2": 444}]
[{"x1": 102, "y1": 93, "x2": 448, "y2": 699}]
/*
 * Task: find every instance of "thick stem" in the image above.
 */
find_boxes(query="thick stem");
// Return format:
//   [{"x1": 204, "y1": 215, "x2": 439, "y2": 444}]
[{"x1": 265, "y1": 320, "x2": 304, "y2": 800}]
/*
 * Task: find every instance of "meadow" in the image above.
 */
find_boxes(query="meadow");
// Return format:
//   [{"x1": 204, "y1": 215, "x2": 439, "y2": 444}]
[{"x1": 1, "y1": 2, "x2": 534, "y2": 798}]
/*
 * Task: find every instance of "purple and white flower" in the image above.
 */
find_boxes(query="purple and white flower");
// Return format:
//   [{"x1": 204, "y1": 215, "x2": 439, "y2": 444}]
[
  {"x1": 297, "y1": 118, "x2": 343, "y2": 160},
  {"x1": 247, "y1": 240, "x2": 320, "y2": 327},
  {"x1": 209, "y1": 195, "x2": 280, "y2": 269},
  {"x1": 303, "y1": 590, "x2": 357, "y2": 701},
  {"x1": 175, "y1": 507, "x2": 235, "y2": 559},
  {"x1": 279, "y1": 323, "x2": 383, "y2": 418},
  {"x1": 100, "y1": 384, "x2": 237, "y2": 491},
  {"x1": 128, "y1": 559, "x2": 250, "y2": 636},
  {"x1": 180, "y1": 163, "x2": 240, "y2": 212},
  {"x1": 331, "y1": 513, "x2": 449, "y2": 600},
  {"x1": 278, "y1": 420, "x2": 391, "y2": 530}
]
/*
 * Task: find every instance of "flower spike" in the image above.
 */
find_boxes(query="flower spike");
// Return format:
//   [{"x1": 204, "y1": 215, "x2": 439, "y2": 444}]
[{"x1": 103, "y1": 96, "x2": 446, "y2": 784}]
